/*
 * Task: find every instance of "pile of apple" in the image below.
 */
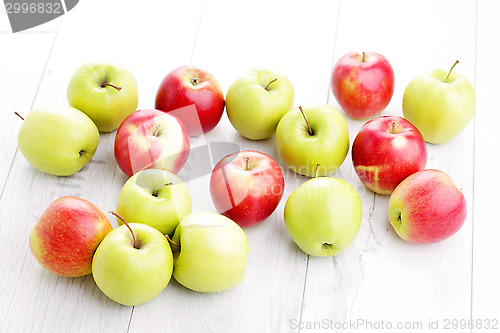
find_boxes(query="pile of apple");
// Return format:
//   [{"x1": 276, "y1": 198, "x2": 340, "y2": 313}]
[{"x1": 18, "y1": 50, "x2": 475, "y2": 307}]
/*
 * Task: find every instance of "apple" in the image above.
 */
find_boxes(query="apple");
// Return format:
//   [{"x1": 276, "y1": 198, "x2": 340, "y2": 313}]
[
  {"x1": 331, "y1": 51, "x2": 395, "y2": 120},
  {"x1": 209, "y1": 150, "x2": 284, "y2": 228},
  {"x1": 29, "y1": 196, "x2": 112, "y2": 277},
  {"x1": 284, "y1": 176, "x2": 363, "y2": 256},
  {"x1": 275, "y1": 104, "x2": 349, "y2": 177},
  {"x1": 116, "y1": 169, "x2": 192, "y2": 236},
  {"x1": 170, "y1": 212, "x2": 249, "y2": 292},
  {"x1": 352, "y1": 116, "x2": 427, "y2": 195},
  {"x1": 389, "y1": 169, "x2": 467, "y2": 244},
  {"x1": 402, "y1": 61, "x2": 476, "y2": 144},
  {"x1": 92, "y1": 218, "x2": 173, "y2": 306},
  {"x1": 17, "y1": 104, "x2": 99, "y2": 176},
  {"x1": 67, "y1": 61, "x2": 138, "y2": 132},
  {"x1": 225, "y1": 67, "x2": 294, "y2": 140},
  {"x1": 155, "y1": 65, "x2": 225, "y2": 136},
  {"x1": 114, "y1": 109, "x2": 190, "y2": 178}
]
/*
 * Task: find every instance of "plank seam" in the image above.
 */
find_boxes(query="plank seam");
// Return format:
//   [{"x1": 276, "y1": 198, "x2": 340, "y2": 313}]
[
  {"x1": 470, "y1": 0, "x2": 479, "y2": 332},
  {"x1": 189, "y1": 0, "x2": 206, "y2": 65},
  {"x1": 298, "y1": 255, "x2": 310, "y2": 333},
  {"x1": 0, "y1": 16, "x2": 63, "y2": 203},
  {"x1": 326, "y1": 0, "x2": 342, "y2": 104},
  {"x1": 126, "y1": 306, "x2": 135, "y2": 333}
]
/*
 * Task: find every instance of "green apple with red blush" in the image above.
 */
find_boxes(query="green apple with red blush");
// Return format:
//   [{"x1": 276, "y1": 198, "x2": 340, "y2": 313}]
[
  {"x1": 29, "y1": 196, "x2": 113, "y2": 277},
  {"x1": 389, "y1": 169, "x2": 467, "y2": 243}
]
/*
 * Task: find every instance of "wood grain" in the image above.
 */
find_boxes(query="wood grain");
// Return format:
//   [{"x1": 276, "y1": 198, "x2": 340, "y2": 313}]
[{"x1": 0, "y1": 1, "x2": 496, "y2": 332}]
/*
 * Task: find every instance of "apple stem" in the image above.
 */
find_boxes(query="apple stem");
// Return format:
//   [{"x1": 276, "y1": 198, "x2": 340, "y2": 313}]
[
  {"x1": 245, "y1": 157, "x2": 250, "y2": 171},
  {"x1": 265, "y1": 78, "x2": 277, "y2": 91},
  {"x1": 315, "y1": 163, "x2": 320, "y2": 178},
  {"x1": 445, "y1": 60, "x2": 459, "y2": 83},
  {"x1": 191, "y1": 77, "x2": 199, "y2": 86},
  {"x1": 391, "y1": 120, "x2": 396, "y2": 134},
  {"x1": 103, "y1": 82, "x2": 122, "y2": 91},
  {"x1": 14, "y1": 112, "x2": 24, "y2": 120},
  {"x1": 165, "y1": 234, "x2": 180, "y2": 248},
  {"x1": 152, "y1": 182, "x2": 173, "y2": 197},
  {"x1": 110, "y1": 211, "x2": 138, "y2": 249},
  {"x1": 153, "y1": 123, "x2": 161, "y2": 137},
  {"x1": 298, "y1": 106, "x2": 313, "y2": 136},
  {"x1": 361, "y1": 52, "x2": 366, "y2": 63}
]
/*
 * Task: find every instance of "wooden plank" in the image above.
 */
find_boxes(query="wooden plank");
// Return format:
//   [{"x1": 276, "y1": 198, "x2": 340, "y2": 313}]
[
  {"x1": 0, "y1": 0, "x2": 204, "y2": 332},
  {"x1": 0, "y1": 33, "x2": 56, "y2": 198},
  {"x1": 472, "y1": 0, "x2": 500, "y2": 325},
  {"x1": 300, "y1": 0, "x2": 476, "y2": 329},
  {"x1": 127, "y1": 1, "x2": 340, "y2": 332}
]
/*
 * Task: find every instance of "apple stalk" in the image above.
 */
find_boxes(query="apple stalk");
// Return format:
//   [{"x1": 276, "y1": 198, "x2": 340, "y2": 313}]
[
  {"x1": 445, "y1": 60, "x2": 459, "y2": 83},
  {"x1": 165, "y1": 234, "x2": 180, "y2": 248},
  {"x1": 298, "y1": 106, "x2": 313, "y2": 136},
  {"x1": 102, "y1": 82, "x2": 122, "y2": 91},
  {"x1": 152, "y1": 182, "x2": 173, "y2": 197},
  {"x1": 110, "y1": 211, "x2": 138, "y2": 249},
  {"x1": 14, "y1": 112, "x2": 24, "y2": 120},
  {"x1": 265, "y1": 78, "x2": 277, "y2": 91}
]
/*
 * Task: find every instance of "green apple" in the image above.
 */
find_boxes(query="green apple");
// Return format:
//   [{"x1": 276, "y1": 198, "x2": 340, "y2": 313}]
[
  {"x1": 402, "y1": 61, "x2": 476, "y2": 144},
  {"x1": 116, "y1": 169, "x2": 192, "y2": 236},
  {"x1": 67, "y1": 61, "x2": 139, "y2": 132},
  {"x1": 170, "y1": 212, "x2": 249, "y2": 292},
  {"x1": 225, "y1": 67, "x2": 294, "y2": 140},
  {"x1": 275, "y1": 104, "x2": 349, "y2": 177},
  {"x1": 92, "y1": 222, "x2": 173, "y2": 306},
  {"x1": 17, "y1": 104, "x2": 99, "y2": 176},
  {"x1": 284, "y1": 177, "x2": 362, "y2": 256}
]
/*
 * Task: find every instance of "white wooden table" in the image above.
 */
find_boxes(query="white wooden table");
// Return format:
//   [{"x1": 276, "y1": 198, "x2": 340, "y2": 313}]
[{"x1": 1, "y1": 1, "x2": 498, "y2": 332}]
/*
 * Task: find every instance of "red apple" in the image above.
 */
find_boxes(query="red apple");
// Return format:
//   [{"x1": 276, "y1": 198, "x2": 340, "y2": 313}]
[
  {"x1": 331, "y1": 51, "x2": 395, "y2": 120},
  {"x1": 210, "y1": 150, "x2": 285, "y2": 228},
  {"x1": 114, "y1": 109, "x2": 190, "y2": 178},
  {"x1": 388, "y1": 169, "x2": 467, "y2": 244},
  {"x1": 352, "y1": 116, "x2": 427, "y2": 195},
  {"x1": 155, "y1": 65, "x2": 225, "y2": 136},
  {"x1": 29, "y1": 196, "x2": 113, "y2": 277}
]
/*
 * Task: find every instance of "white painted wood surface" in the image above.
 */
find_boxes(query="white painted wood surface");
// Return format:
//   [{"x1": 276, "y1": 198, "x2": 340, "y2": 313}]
[{"x1": 0, "y1": 1, "x2": 497, "y2": 332}]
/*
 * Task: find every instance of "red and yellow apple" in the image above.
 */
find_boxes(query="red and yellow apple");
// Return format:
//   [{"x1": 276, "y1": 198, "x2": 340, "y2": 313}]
[
  {"x1": 29, "y1": 196, "x2": 113, "y2": 277},
  {"x1": 388, "y1": 169, "x2": 467, "y2": 243},
  {"x1": 155, "y1": 65, "x2": 225, "y2": 136},
  {"x1": 352, "y1": 116, "x2": 427, "y2": 195},
  {"x1": 331, "y1": 51, "x2": 395, "y2": 120},
  {"x1": 114, "y1": 109, "x2": 190, "y2": 178},
  {"x1": 210, "y1": 150, "x2": 284, "y2": 228}
]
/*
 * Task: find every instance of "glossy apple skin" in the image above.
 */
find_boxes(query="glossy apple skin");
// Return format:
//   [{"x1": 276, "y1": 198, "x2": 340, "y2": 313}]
[
  {"x1": 29, "y1": 196, "x2": 113, "y2": 277},
  {"x1": 388, "y1": 169, "x2": 467, "y2": 244},
  {"x1": 171, "y1": 212, "x2": 249, "y2": 293},
  {"x1": 284, "y1": 177, "x2": 363, "y2": 256},
  {"x1": 67, "y1": 61, "x2": 138, "y2": 132},
  {"x1": 210, "y1": 150, "x2": 285, "y2": 228},
  {"x1": 225, "y1": 67, "x2": 294, "y2": 140},
  {"x1": 331, "y1": 51, "x2": 395, "y2": 120},
  {"x1": 92, "y1": 223, "x2": 173, "y2": 306},
  {"x1": 155, "y1": 65, "x2": 225, "y2": 136},
  {"x1": 18, "y1": 104, "x2": 99, "y2": 176},
  {"x1": 114, "y1": 109, "x2": 190, "y2": 177},
  {"x1": 275, "y1": 103, "x2": 349, "y2": 177},
  {"x1": 402, "y1": 67, "x2": 476, "y2": 144},
  {"x1": 116, "y1": 169, "x2": 192, "y2": 236},
  {"x1": 352, "y1": 116, "x2": 427, "y2": 195}
]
